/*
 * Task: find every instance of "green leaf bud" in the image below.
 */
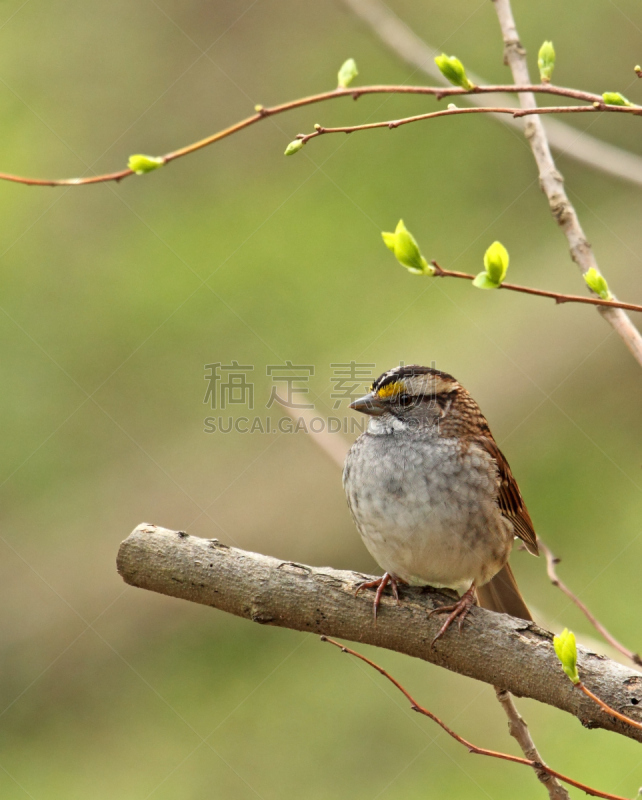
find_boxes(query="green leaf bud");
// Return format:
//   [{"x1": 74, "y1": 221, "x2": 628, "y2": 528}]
[
  {"x1": 338, "y1": 58, "x2": 359, "y2": 89},
  {"x1": 381, "y1": 232, "x2": 396, "y2": 252},
  {"x1": 128, "y1": 154, "x2": 164, "y2": 175},
  {"x1": 381, "y1": 220, "x2": 432, "y2": 275},
  {"x1": 392, "y1": 220, "x2": 429, "y2": 274},
  {"x1": 602, "y1": 92, "x2": 634, "y2": 107},
  {"x1": 434, "y1": 54, "x2": 475, "y2": 90},
  {"x1": 553, "y1": 628, "x2": 580, "y2": 684},
  {"x1": 584, "y1": 267, "x2": 612, "y2": 299},
  {"x1": 472, "y1": 272, "x2": 501, "y2": 290},
  {"x1": 483, "y1": 241, "x2": 509, "y2": 285},
  {"x1": 284, "y1": 139, "x2": 305, "y2": 156},
  {"x1": 538, "y1": 41, "x2": 556, "y2": 83}
]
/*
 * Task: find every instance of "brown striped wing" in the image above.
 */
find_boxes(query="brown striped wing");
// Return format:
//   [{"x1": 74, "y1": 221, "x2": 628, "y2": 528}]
[{"x1": 471, "y1": 436, "x2": 539, "y2": 556}]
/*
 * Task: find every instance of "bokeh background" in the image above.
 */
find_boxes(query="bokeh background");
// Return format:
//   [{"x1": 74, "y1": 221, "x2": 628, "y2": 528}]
[{"x1": 1, "y1": 0, "x2": 641, "y2": 797}]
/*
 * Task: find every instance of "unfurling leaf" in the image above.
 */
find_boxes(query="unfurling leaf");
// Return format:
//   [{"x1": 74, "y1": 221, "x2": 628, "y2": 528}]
[
  {"x1": 128, "y1": 154, "x2": 164, "y2": 175},
  {"x1": 381, "y1": 232, "x2": 397, "y2": 252},
  {"x1": 473, "y1": 241, "x2": 509, "y2": 290},
  {"x1": 602, "y1": 91, "x2": 634, "y2": 107},
  {"x1": 338, "y1": 58, "x2": 359, "y2": 89},
  {"x1": 381, "y1": 220, "x2": 432, "y2": 275},
  {"x1": 434, "y1": 54, "x2": 475, "y2": 90},
  {"x1": 553, "y1": 628, "x2": 580, "y2": 684},
  {"x1": 537, "y1": 41, "x2": 556, "y2": 83},
  {"x1": 472, "y1": 272, "x2": 501, "y2": 290},
  {"x1": 584, "y1": 267, "x2": 612, "y2": 299}
]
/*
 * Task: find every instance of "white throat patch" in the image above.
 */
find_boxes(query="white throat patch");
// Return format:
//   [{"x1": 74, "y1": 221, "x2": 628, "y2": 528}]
[{"x1": 368, "y1": 416, "x2": 406, "y2": 435}]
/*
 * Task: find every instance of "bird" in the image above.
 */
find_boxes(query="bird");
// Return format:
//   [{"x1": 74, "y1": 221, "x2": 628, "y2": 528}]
[{"x1": 342, "y1": 364, "x2": 538, "y2": 644}]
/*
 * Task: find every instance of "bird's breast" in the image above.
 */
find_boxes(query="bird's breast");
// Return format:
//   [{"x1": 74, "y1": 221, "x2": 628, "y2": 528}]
[{"x1": 343, "y1": 431, "x2": 513, "y2": 591}]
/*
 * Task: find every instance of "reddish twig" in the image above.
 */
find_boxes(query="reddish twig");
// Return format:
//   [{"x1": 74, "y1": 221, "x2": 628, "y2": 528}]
[
  {"x1": 429, "y1": 261, "x2": 642, "y2": 314},
  {"x1": 320, "y1": 636, "x2": 631, "y2": 800},
  {"x1": 539, "y1": 538, "x2": 642, "y2": 667},
  {"x1": 299, "y1": 102, "x2": 640, "y2": 144},
  {"x1": 577, "y1": 682, "x2": 642, "y2": 731},
  {"x1": 0, "y1": 82, "x2": 636, "y2": 187}
]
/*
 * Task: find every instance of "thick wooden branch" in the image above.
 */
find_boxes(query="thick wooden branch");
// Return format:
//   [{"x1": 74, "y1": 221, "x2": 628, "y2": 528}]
[{"x1": 117, "y1": 523, "x2": 642, "y2": 743}]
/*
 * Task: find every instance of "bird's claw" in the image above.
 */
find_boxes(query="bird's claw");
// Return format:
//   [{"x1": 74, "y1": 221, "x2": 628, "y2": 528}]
[
  {"x1": 429, "y1": 585, "x2": 476, "y2": 647},
  {"x1": 355, "y1": 572, "x2": 401, "y2": 621}
]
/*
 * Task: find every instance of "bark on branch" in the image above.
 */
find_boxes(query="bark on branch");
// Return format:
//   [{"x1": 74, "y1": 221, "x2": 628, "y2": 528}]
[
  {"x1": 117, "y1": 523, "x2": 642, "y2": 743},
  {"x1": 491, "y1": 0, "x2": 642, "y2": 367}
]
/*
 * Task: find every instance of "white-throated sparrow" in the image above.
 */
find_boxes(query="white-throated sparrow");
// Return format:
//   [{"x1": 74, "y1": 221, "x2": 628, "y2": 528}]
[{"x1": 343, "y1": 364, "x2": 538, "y2": 643}]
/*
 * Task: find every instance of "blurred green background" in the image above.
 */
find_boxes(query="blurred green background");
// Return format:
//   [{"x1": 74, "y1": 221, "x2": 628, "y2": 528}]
[{"x1": 1, "y1": 0, "x2": 641, "y2": 797}]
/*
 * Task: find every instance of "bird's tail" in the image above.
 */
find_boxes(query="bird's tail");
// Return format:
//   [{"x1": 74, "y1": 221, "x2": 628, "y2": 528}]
[{"x1": 476, "y1": 563, "x2": 532, "y2": 621}]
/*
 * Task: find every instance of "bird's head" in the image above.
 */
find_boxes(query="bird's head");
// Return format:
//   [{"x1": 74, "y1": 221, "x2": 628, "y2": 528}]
[{"x1": 350, "y1": 365, "x2": 461, "y2": 427}]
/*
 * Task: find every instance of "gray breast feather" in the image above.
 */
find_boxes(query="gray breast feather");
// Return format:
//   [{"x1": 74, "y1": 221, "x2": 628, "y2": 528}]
[{"x1": 343, "y1": 431, "x2": 513, "y2": 591}]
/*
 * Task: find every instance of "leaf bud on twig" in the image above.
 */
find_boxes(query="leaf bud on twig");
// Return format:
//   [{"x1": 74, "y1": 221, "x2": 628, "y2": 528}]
[
  {"x1": 602, "y1": 92, "x2": 634, "y2": 107},
  {"x1": 553, "y1": 628, "x2": 580, "y2": 685},
  {"x1": 537, "y1": 41, "x2": 556, "y2": 83},
  {"x1": 127, "y1": 154, "x2": 165, "y2": 175},
  {"x1": 337, "y1": 58, "x2": 359, "y2": 89},
  {"x1": 381, "y1": 220, "x2": 432, "y2": 275},
  {"x1": 284, "y1": 139, "x2": 305, "y2": 156},
  {"x1": 434, "y1": 54, "x2": 475, "y2": 90},
  {"x1": 584, "y1": 267, "x2": 612, "y2": 299},
  {"x1": 473, "y1": 241, "x2": 509, "y2": 289}
]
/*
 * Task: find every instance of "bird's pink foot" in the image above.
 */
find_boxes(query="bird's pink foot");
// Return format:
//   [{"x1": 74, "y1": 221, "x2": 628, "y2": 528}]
[
  {"x1": 355, "y1": 572, "x2": 402, "y2": 621},
  {"x1": 429, "y1": 584, "x2": 477, "y2": 646}
]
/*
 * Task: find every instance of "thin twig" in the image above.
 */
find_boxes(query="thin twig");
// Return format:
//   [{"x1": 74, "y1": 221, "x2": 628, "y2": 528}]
[
  {"x1": 539, "y1": 538, "x2": 642, "y2": 667},
  {"x1": 494, "y1": 688, "x2": 570, "y2": 800},
  {"x1": 298, "y1": 102, "x2": 639, "y2": 144},
  {"x1": 0, "y1": 83, "x2": 634, "y2": 187},
  {"x1": 342, "y1": 0, "x2": 642, "y2": 188},
  {"x1": 491, "y1": 0, "x2": 642, "y2": 370},
  {"x1": 321, "y1": 636, "x2": 630, "y2": 800},
  {"x1": 577, "y1": 682, "x2": 642, "y2": 731},
  {"x1": 428, "y1": 261, "x2": 642, "y2": 314}
]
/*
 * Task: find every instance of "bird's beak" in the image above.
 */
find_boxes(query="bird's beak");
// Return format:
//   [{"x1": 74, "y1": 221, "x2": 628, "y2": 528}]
[{"x1": 349, "y1": 392, "x2": 385, "y2": 416}]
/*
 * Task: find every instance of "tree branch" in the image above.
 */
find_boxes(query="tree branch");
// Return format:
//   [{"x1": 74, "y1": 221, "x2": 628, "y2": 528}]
[
  {"x1": 494, "y1": 688, "x2": 570, "y2": 800},
  {"x1": 297, "y1": 102, "x2": 640, "y2": 145},
  {"x1": 428, "y1": 262, "x2": 642, "y2": 314},
  {"x1": 491, "y1": 0, "x2": 642, "y2": 370},
  {"x1": 0, "y1": 82, "x2": 636, "y2": 187},
  {"x1": 577, "y1": 681, "x2": 642, "y2": 731},
  {"x1": 323, "y1": 637, "x2": 621, "y2": 799},
  {"x1": 342, "y1": 0, "x2": 642, "y2": 189},
  {"x1": 117, "y1": 523, "x2": 642, "y2": 743},
  {"x1": 539, "y1": 539, "x2": 642, "y2": 667}
]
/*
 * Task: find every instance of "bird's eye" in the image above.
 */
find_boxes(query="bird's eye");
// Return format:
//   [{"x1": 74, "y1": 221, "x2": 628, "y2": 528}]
[{"x1": 398, "y1": 394, "x2": 414, "y2": 407}]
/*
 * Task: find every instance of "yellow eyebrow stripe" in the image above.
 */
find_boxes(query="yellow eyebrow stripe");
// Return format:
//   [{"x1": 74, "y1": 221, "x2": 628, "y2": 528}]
[{"x1": 376, "y1": 381, "x2": 402, "y2": 399}]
